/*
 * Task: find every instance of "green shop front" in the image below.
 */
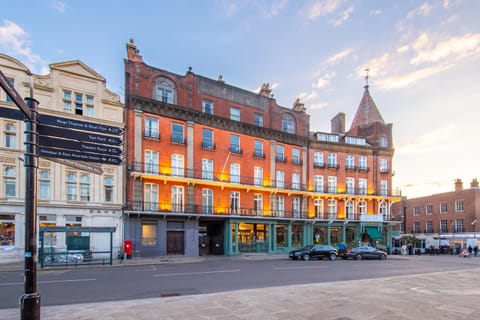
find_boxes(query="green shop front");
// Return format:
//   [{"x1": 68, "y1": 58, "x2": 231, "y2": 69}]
[{"x1": 223, "y1": 218, "x2": 392, "y2": 255}]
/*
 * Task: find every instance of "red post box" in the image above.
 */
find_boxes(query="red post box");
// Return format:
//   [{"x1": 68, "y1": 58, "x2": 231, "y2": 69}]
[{"x1": 123, "y1": 240, "x2": 132, "y2": 256}]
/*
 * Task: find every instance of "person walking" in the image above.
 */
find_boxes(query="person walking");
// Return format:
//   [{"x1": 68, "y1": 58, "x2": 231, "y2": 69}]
[
  {"x1": 474, "y1": 245, "x2": 478, "y2": 258},
  {"x1": 468, "y1": 245, "x2": 473, "y2": 257}
]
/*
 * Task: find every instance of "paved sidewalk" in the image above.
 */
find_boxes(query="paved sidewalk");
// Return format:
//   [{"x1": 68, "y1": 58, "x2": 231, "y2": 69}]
[{"x1": 1, "y1": 255, "x2": 479, "y2": 320}]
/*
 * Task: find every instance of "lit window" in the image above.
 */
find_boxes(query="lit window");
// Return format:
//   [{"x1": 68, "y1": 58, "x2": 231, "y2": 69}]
[
  {"x1": 142, "y1": 221, "x2": 157, "y2": 246},
  {"x1": 202, "y1": 189, "x2": 213, "y2": 214},
  {"x1": 230, "y1": 163, "x2": 240, "y2": 184},
  {"x1": 0, "y1": 214, "x2": 15, "y2": 246},
  {"x1": 171, "y1": 186, "x2": 184, "y2": 212}
]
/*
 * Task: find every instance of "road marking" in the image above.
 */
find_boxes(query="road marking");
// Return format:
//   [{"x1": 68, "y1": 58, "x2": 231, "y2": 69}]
[
  {"x1": 274, "y1": 266, "x2": 327, "y2": 270},
  {"x1": 0, "y1": 278, "x2": 96, "y2": 286},
  {"x1": 154, "y1": 269, "x2": 240, "y2": 277}
]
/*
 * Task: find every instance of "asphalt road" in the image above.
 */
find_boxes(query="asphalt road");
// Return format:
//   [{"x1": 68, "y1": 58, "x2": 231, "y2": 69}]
[{"x1": 1, "y1": 255, "x2": 478, "y2": 309}]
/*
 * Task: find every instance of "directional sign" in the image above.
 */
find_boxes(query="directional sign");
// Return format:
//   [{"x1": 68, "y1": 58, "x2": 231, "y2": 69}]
[
  {"x1": 39, "y1": 113, "x2": 123, "y2": 136},
  {"x1": 39, "y1": 135, "x2": 123, "y2": 156},
  {"x1": 42, "y1": 157, "x2": 104, "y2": 175},
  {"x1": 0, "y1": 106, "x2": 24, "y2": 120},
  {"x1": 39, "y1": 146, "x2": 122, "y2": 165},
  {"x1": 39, "y1": 124, "x2": 123, "y2": 146},
  {"x1": 0, "y1": 69, "x2": 31, "y2": 119}
]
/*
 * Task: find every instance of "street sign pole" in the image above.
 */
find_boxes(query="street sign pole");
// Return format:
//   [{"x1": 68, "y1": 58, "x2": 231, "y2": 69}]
[{"x1": 20, "y1": 96, "x2": 41, "y2": 320}]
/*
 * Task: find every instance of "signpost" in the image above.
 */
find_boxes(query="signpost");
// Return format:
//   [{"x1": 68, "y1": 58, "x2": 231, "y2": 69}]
[{"x1": 0, "y1": 68, "x2": 123, "y2": 320}]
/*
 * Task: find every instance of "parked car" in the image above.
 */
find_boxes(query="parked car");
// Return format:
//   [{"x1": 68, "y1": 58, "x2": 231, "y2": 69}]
[
  {"x1": 344, "y1": 246, "x2": 387, "y2": 260},
  {"x1": 289, "y1": 244, "x2": 338, "y2": 261}
]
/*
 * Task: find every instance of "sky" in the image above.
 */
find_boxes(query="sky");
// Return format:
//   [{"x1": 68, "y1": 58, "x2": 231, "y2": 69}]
[{"x1": 2, "y1": 0, "x2": 480, "y2": 199}]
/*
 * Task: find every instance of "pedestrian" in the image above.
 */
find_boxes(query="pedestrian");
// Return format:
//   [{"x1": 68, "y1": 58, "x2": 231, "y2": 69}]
[
  {"x1": 468, "y1": 245, "x2": 473, "y2": 257},
  {"x1": 429, "y1": 245, "x2": 435, "y2": 256},
  {"x1": 474, "y1": 245, "x2": 478, "y2": 258}
]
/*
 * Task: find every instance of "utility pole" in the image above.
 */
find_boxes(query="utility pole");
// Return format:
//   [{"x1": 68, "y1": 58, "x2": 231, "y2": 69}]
[{"x1": 0, "y1": 70, "x2": 41, "y2": 319}]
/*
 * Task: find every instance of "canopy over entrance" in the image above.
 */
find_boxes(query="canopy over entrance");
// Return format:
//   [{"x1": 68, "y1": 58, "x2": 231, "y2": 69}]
[{"x1": 365, "y1": 226, "x2": 383, "y2": 240}]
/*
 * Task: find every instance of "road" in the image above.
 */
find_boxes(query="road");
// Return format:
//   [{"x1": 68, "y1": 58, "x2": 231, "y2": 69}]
[{"x1": 1, "y1": 255, "x2": 478, "y2": 309}]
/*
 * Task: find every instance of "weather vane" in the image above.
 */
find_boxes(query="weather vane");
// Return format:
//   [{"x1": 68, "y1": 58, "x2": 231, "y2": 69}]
[{"x1": 364, "y1": 68, "x2": 369, "y2": 86}]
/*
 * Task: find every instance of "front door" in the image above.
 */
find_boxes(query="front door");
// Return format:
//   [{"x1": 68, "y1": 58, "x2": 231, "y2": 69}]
[{"x1": 167, "y1": 231, "x2": 184, "y2": 255}]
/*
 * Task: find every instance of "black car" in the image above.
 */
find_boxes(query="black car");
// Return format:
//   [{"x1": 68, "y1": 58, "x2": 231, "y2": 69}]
[
  {"x1": 344, "y1": 246, "x2": 387, "y2": 260},
  {"x1": 289, "y1": 244, "x2": 338, "y2": 261}
]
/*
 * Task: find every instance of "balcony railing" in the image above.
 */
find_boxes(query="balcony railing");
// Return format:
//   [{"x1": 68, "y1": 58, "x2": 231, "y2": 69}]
[
  {"x1": 202, "y1": 140, "x2": 216, "y2": 150},
  {"x1": 275, "y1": 155, "x2": 287, "y2": 163},
  {"x1": 144, "y1": 128, "x2": 160, "y2": 139},
  {"x1": 171, "y1": 134, "x2": 185, "y2": 144},
  {"x1": 313, "y1": 162, "x2": 326, "y2": 169},
  {"x1": 125, "y1": 201, "x2": 387, "y2": 222},
  {"x1": 253, "y1": 150, "x2": 265, "y2": 158},
  {"x1": 128, "y1": 161, "x2": 402, "y2": 197}
]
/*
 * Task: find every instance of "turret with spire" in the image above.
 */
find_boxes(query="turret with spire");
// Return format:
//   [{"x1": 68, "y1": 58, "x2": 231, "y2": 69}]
[{"x1": 347, "y1": 70, "x2": 393, "y2": 149}]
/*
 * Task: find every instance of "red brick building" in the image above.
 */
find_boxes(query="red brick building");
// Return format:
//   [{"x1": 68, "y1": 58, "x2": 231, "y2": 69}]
[
  {"x1": 123, "y1": 39, "x2": 400, "y2": 257},
  {"x1": 391, "y1": 179, "x2": 480, "y2": 252}
]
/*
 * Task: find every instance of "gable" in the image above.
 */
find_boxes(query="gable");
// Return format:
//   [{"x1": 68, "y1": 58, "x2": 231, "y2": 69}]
[{"x1": 50, "y1": 60, "x2": 105, "y2": 81}]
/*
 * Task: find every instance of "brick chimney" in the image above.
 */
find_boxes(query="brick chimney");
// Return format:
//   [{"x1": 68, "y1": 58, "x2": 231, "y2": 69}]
[
  {"x1": 455, "y1": 178, "x2": 463, "y2": 191},
  {"x1": 126, "y1": 38, "x2": 143, "y2": 62},
  {"x1": 471, "y1": 178, "x2": 479, "y2": 188},
  {"x1": 331, "y1": 112, "x2": 346, "y2": 134}
]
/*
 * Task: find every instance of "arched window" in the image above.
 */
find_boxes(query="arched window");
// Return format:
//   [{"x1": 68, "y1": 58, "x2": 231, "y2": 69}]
[
  {"x1": 153, "y1": 77, "x2": 176, "y2": 104},
  {"x1": 281, "y1": 113, "x2": 295, "y2": 134}
]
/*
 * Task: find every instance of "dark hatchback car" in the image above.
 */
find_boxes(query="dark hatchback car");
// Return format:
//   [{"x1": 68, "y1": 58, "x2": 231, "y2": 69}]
[
  {"x1": 289, "y1": 244, "x2": 338, "y2": 261},
  {"x1": 344, "y1": 246, "x2": 387, "y2": 260}
]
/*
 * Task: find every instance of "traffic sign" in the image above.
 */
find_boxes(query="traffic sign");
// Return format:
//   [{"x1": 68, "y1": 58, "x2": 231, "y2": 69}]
[
  {"x1": 39, "y1": 146, "x2": 122, "y2": 165},
  {"x1": 39, "y1": 113, "x2": 123, "y2": 136},
  {"x1": 39, "y1": 124, "x2": 123, "y2": 146},
  {"x1": 39, "y1": 135, "x2": 123, "y2": 156}
]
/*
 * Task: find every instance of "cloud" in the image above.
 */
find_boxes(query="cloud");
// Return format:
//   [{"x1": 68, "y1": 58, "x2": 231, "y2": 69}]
[
  {"x1": 309, "y1": 101, "x2": 328, "y2": 110},
  {"x1": 356, "y1": 53, "x2": 391, "y2": 79},
  {"x1": 263, "y1": 0, "x2": 289, "y2": 18},
  {"x1": 370, "y1": 9, "x2": 382, "y2": 15},
  {"x1": 313, "y1": 71, "x2": 335, "y2": 89},
  {"x1": 406, "y1": 2, "x2": 432, "y2": 20},
  {"x1": 298, "y1": 91, "x2": 317, "y2": 101},
  {"x1": 396, "y1": 125, "x2": 455, "y2": 154},
  {"x1": 397, "y1": 45, "x2": 409, "y2": 54},
  {"x1": 331, "y1": 6, "x2": 353, "y2": 27},
  {"x1": 0, "y1": 19, "x2": 46, "y2": 73},
  {"x1": 301, "y1": 0, "x2": 343, "y2": 21},
  {"x1": 51, "y1": 0, "x2": 67, "y2": 13},
  {"x1": 216, "y1": 1, "x2": 238, "y2": 17},
  {"x1": 325, "y1": 48, "x2": 352, "y2": 64},
  {"x1": 410, "y1": 33, "x2": 480, "y2": 65},
  {"x1": 378, "y1": 64, "x2": 453, "y2": 90}
]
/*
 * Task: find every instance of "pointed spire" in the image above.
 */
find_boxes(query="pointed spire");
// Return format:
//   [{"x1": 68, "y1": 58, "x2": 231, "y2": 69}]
[{"x1": 348, "y1": 75, "x2": 385, "y2": 134}]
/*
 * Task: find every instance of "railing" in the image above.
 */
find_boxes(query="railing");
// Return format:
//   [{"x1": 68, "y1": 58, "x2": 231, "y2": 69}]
[
  {"x1": 125, "y1": 201, "x2": 388, "y2": 222},
  {"x1": 129, "y1": 161, "x2": 402, "y2": 197},
  {"x1": 144, "y1": 128, "x2": 160, "y2": 139}
]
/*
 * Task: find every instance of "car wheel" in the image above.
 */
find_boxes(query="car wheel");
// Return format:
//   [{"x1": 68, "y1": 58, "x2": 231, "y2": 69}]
[
  {"x1": 329, "y1": 253, "x2": 337, "y2": 261},
  {"x1": 303, "y1": 254, "x2": 310, "y2": 261},
  {"x1": 380, "y1": 254, "x2": 387, "y2": 260},
  {"x1": 355, "y1": 254, "x2": 362, "y2": 260}
]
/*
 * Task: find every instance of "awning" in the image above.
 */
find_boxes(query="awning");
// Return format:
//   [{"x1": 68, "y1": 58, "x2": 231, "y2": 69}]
[{"x1": 365, "y1": 226, "x2": 383, "y2": 240}]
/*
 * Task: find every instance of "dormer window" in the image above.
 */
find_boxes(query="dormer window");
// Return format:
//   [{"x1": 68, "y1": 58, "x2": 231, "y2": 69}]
[
  {"x1": 281, "y1": 114, "x2": 295, "y2": 134},
  {"x1": 380, "y1": 136, "x2": 388, "y2": 148},
  {"x1": 153, "y1": 77, "x2": 176, "y2": 104}
]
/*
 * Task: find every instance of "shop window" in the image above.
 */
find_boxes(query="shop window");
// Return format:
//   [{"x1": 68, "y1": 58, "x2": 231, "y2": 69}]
[
  {"x1": 0, "y1": 215, "x2": 15, "y2": 246},
  {"x1": 142, "y1": 221, "x2": 157, "y2": 246}
]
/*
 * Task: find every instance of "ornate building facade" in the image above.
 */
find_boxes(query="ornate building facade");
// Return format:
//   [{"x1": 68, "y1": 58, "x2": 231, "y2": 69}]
[
  {"x1": 0, "y1": 54, "x2": 124, "y2": 260},
  {"x1": 123, "y1": 39, "x2": 401, "y2": 257}
]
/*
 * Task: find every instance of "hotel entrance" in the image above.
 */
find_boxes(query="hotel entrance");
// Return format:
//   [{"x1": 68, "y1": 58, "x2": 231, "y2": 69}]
[{"x1": 234, "y1": 223, "x2": 268, "y2": 253}]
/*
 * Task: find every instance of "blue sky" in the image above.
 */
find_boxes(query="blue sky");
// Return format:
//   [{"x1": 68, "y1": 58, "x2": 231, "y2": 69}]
[{"x1": 2, "y1": 0, "x2": 480, "y2": 198}]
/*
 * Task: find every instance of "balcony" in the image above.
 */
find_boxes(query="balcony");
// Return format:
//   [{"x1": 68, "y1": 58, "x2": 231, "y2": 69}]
[
  {"x1": 144, "y1": 128, "x2": 160, "y2": 140},
  {"x1": 345, "y1": 165, "x2": 356, "y2": 171},
  {"x1": 327, "y1": 163, "x2": 340, "y2": 170},
  {"x1": 202, "y1": 140, "x2": 216, "y2": 150},
  {"x1": 171, "y1": 134, "x2": 185, "y2": 145},
  {"x1": 380, "y1": 168, "x2": 390, "y2": 174},
  {"x1": 313, "y1": 162, "x2": 326, "y2": 169},
  {"x1": 229, "y1": 145, "x2": 243, "y2": 154},
  {"x1": 253, "y1": 150, "x2": 265, "y2": 159},
  {"x1": 291, "y1": 157, "x2": 302, "y2": 166},
  {"x1": 275, "y1": 155, "x2": 287, "y2": 163},
  {"x1": 357, "y1": 166, "x2": 370, "y2": 172}
]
